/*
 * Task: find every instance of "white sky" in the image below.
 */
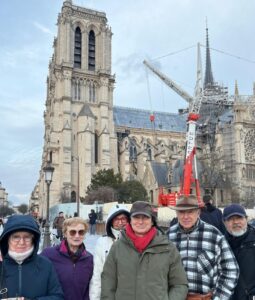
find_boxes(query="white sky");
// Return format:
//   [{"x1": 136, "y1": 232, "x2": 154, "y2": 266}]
[{"x1": 0, "y1": 0, "x2": 254, "y2": 205}]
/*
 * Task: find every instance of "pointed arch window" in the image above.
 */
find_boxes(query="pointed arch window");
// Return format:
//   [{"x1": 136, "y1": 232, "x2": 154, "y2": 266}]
[
  {"x1": 74, "y1": 27, "x2": 82, "y2": 68},
  {"x1": 89, "y1": 82, "x2": 96, "y2": 102},
  {"x1": 129, "y1": 145, "x2": 137, "y2": 162},
  {"x1": 88, "y1": 30, "x2": 95, "y2": 71},
  {"x1": 147, "y1": 147, "x2": 152, "y2": 161},
  {"x1": 73, "y1": 80, "x2": 81, "y2": 101}
]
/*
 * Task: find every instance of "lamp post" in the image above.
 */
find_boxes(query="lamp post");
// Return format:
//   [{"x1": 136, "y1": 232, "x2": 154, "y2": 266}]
[
  {"x1": 43, "y1": 162, "x2": 54, "y2": 249},
  {"x1": 72, "y1": 155, "x2": 80, "y2": 217},
  {"x1": 77, "y1": 157, "x2": 80, "y2": 216}
]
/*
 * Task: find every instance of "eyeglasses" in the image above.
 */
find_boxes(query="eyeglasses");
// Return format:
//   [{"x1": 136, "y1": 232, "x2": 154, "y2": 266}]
[
  {"x1": 10, "y1": 234, "x2": 33, "y2": 243},
  {"x1": 113, "y1": 216, "x2": 128, "y2": 223},
  {"x1": 68, "y1": 229, "x2": 86, "y2": 236}
]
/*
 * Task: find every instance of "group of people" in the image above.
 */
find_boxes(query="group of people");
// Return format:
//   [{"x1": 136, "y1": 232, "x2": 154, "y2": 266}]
[{"x1": 0, "y1": 196, "x2": 254, "y2": 300}]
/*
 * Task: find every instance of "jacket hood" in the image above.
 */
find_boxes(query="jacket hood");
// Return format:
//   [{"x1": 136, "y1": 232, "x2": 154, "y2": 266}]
[
  {"x1": 106, "y1": 204, "x2": 130, "y2": 239},
  {"x1": 0, "y1": 214, "x2": 41, "y2": 256}
]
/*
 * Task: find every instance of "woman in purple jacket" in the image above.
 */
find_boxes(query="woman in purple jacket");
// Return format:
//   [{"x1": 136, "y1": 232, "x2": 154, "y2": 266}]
[{"x1": 41, "y1": 217, "x2": 93, "y2": 300}]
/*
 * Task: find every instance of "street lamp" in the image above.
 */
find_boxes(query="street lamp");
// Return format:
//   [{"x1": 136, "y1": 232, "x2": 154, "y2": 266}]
[
  {"x1": 43, "y1": 161, "x2": 54, "y2": 249},
  {"x1": 72, "y1": 155, "x2": 80, "y2": 217}
]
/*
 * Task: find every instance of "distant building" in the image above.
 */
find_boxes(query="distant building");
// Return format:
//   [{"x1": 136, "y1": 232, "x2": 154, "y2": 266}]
[{"x1": 0, "y1": 182, "x2": 8, "y2": 206}]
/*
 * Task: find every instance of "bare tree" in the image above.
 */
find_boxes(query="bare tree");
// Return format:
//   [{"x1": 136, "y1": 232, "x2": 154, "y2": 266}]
[{"x1": 17, "y1": 203, "x2": 29, "y2": 214}]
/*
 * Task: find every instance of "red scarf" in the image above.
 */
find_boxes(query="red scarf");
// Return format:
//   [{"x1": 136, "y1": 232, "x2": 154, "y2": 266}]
[{"x1": 125, "y1": 223, "x2": 157, "y2": 253}]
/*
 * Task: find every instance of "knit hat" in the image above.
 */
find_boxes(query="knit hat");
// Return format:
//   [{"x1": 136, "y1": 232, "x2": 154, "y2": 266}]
[
  {"x1": 170, "y1": 195, "x2": 200, "y2": 211},
  {"x1": 203, "y1": 194, "x2": 213, "y2": 204},
  {"x1": 223, "y1": 204, "x2": 247, "y2": 221},
  {"x1": 130, "y1": 201, "x2": 153, "y2": 218}
]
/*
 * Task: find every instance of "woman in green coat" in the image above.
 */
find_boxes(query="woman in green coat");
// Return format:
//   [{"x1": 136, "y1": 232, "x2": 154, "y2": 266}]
[{"x1": 101, "y1": 201, "x2": 188, "y2": 300}]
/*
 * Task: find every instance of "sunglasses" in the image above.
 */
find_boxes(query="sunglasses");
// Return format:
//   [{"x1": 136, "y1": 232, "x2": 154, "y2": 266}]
[{"x1": 68, "y1": 229, "x2": 86, "y2": 236}]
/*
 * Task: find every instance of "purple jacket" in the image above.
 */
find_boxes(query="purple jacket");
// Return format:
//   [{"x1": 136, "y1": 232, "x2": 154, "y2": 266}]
[{"x1": 41, "y1": 242, "x2": 93, "y2": 300}]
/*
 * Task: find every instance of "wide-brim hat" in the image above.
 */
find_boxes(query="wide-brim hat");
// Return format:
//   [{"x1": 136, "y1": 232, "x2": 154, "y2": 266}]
[{"x1": 170, "y1": 195, "x2": 200, "y2": 211}]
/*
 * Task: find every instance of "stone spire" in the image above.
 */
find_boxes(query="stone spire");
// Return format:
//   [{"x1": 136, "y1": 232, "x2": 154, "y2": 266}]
[
  {"x1": 203, "y1": 23, "x2": 214, "y2": 89},
  {"x1": 234, "y1": 80, "x2": 239, "y2": 96},
  {"x1": 234, "y1": 80, "x2": 239, "y2": 101}
]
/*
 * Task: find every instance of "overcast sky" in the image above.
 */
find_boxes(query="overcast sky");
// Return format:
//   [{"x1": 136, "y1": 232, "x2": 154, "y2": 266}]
[{"x1": 0, "y1": 0, "x2": 254, "y2": 206}]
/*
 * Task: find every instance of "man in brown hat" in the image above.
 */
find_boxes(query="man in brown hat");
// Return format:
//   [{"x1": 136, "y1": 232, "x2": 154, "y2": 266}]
[{"x1": 169, "y1": 195, "x2": 239, "y2": 300}]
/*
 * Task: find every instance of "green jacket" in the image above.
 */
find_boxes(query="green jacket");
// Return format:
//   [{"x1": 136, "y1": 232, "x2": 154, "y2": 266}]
[{"x1": 101, "y1": 230, "x2": 188, "y2": 300}]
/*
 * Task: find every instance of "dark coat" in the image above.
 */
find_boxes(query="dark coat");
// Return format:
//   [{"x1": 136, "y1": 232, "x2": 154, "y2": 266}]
[
  {"x1": 226, "y1": 225, "x2": 255, "y2": 300},
  {"x1": 0, "y1": 214, "x2": 64, "y2": 300},
  {"x1": 88, "y1": 211, "x2": 97, "y2": 225},
  {"x1": 200, "y1": 203, "x2": 226, "y2": 234},
  {"x1": 41, "y1": 242, "x2": 93, "y2": 300}
]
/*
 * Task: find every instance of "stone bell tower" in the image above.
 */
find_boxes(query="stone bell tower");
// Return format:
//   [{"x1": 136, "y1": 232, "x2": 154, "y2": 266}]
[{"x1": 35, "y1": 0, "x2": 117, "y2": 211}]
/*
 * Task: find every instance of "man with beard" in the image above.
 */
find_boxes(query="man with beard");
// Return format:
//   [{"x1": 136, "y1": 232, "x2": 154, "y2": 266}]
[{"x1": 224, "y1": 204, "x2": 255, "y2": 300}]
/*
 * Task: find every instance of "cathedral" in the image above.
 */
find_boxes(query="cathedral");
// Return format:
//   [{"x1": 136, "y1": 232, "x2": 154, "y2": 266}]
[{"x1": 30, "y1": 0, "x2": 255, "y2": 215}]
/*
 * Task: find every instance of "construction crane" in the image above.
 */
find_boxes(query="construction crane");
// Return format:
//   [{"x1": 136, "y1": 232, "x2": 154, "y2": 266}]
[
  {"x1": 144, "y1": 44, "x2": 204, "y2": 206},
  {"x1": 143, "y1": 60, "x2": 193, "y2": 104}
]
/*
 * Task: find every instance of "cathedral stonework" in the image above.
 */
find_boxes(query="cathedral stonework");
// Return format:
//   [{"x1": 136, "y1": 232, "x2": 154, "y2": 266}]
[{"x1": 30, "y1": 1, "x2": 255, "y2": 214}]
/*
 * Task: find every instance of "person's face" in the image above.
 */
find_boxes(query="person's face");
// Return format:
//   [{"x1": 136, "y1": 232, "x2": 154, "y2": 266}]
[
  {"x1": 112, "y1": 213, "x2": 128, "y2": 230},
  {"x1": 130, "y1": 214, "x2": 153, "y2": 237},
  {"x1": 65, "y1": 223, "x2": 86, "y2": 250},
  {"x1": 59, "y1": 213, "x2": 64, "y2": 218},
  {"x1": 225, "y1": 215, "x2": 248, "y2": 237},
  {"x1": 177, "y1": 209, "x2": 200, "y2": 230},
  {"x1": 8, "y1": 231, "x2": 34, "y2": 253}
]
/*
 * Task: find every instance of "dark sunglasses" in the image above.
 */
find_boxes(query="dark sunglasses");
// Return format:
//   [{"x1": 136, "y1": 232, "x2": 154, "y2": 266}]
[{"x1": 68, "y1": 229, "x2": 86, "y2": 236}]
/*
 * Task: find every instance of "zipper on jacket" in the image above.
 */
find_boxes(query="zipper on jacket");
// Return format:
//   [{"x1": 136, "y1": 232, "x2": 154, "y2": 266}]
[
  {"x1": 186, "y1": 234, "x2": 189, "y2": 270},
  {"x1": 18, "y1": 264, "x2": 22, "y2": 296}
]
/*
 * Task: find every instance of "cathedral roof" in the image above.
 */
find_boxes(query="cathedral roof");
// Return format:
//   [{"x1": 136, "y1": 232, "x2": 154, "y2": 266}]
[
  {"x1": 150, "y1": 161, "x2": 169, "y2": 186},
  {"x1": 113, "y1": 106, "x2": 186, "y2": 133}
]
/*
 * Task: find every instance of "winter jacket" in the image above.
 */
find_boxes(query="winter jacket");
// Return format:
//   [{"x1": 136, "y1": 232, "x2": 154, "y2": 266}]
[
  {"x1": 226, "y1": 225, "x2": 255, "y2": 300},
  {"x1": 41, "y1": 241, "x2": 93, "y2": 300},
  {"x1": 88, "y1": 212, "x2": 97, "y2": 225},
  {"x1": 0, "y1": 214, "x2": 64, "y2": 300},
  {"x1": 90, "y1": 204, "x2": 130, "y2": 300},
  {"x1": 200, "y1": 203, "x2": 226, "y2": 234},
  {"x1": 101, "y1": 229, "x2": 188, "y2": 300},
  {"x1": 169, "y1": 219, "x2": 239, "y2": 300}
]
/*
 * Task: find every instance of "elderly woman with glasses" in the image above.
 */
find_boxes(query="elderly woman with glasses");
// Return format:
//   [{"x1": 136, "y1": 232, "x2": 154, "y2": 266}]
[
  {"x1": 41, "y1": 217, "x2": 93, "y2": 300},
  {"x1": 0, "y1": 214, "x2": 63, "y2": 299}
]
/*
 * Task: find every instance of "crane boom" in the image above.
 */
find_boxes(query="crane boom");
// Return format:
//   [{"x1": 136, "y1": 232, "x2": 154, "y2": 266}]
[{"x1": 143, "y1": 60, "x2": 193, "y2": 104}]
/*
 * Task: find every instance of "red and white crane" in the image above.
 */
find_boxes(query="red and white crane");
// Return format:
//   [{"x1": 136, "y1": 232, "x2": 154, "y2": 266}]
[{"x1": 143, "y1": 44, "x2": 204, "y2": 206}]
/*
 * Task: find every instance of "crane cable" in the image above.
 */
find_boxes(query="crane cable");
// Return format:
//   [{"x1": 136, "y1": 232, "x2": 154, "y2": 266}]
[
  {"x1": 150, "y1": 45, "x2": 197, "y2": 61},
  {"x1": 148, "y1": 43, "x2": 255, "y2": 65},
  {"x1": 144, "y1": 65, "x2": 156, "y2": 127},
  {"x1": 200, "y1": 44, "x2": 255, "y2": 64}
]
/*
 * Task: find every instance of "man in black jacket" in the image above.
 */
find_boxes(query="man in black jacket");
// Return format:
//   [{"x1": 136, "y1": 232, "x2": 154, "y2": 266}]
[
  {"x1": 200, "y1": 194, "x2": 225, "y2": 234},
  {"x1": 224, "y1": 203, "x2": 255, "y2": 300}
]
